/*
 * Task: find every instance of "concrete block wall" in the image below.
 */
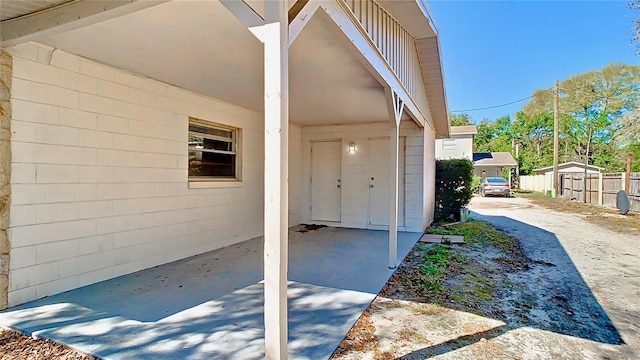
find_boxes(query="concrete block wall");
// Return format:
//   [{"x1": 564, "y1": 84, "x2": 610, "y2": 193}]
[
  {"x1": 300, "y1": 120, "x2": 427, "y2": 232},
  {"x1": 6, "y1": 43, "x2": 270, "y2": 306},
  {"x1": 422, "y1": 124, "x2": 436, "y2": 229},
  {"x1": 288, "y1": 123, "x2": 303, "y2": 226}
]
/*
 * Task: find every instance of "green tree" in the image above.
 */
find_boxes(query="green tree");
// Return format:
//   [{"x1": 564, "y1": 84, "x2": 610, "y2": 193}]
[
  {"x1": 450, "y1": 113, "x2": 473, "y2": 126},
  {"x1": 511, "y1": 112, "x2": 554, "y2": 174},
  {"x1": 524, "y1": 62, "x2": 640, "y2": 171},
  {"x1": 473, "y1": 115, "x2": 513, "y2": 153}
]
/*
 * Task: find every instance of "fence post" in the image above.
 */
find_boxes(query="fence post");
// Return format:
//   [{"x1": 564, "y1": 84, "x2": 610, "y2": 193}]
[
  {"x1": 598, "y1": 172, "x2": 603, "y2": 206},
  {"x1": 570, "y1": 174, "x2": 574, "y2": 199}
]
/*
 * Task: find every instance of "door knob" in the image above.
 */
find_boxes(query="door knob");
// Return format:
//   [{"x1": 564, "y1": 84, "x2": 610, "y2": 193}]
[
  {"x1": 337, "y1": 184, "x2": 341, "y2": 188},
  {"x1": 370, "y1": 184, "x2": 374, "y2": 188}
]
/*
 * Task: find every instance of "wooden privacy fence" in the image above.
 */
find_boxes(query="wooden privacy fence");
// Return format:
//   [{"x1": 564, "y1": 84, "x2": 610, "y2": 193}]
[{"x1": 519, "y1": 172, "x2": 640, "y2": 212}]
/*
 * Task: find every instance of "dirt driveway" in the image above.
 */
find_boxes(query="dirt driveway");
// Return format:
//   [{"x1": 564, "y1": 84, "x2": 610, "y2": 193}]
[
  {"x1": 469, "y1": 196, "x2": 639, "y2": 359},
  {"x1": 333, "y1": 196, "x2": 639, "y2": 360}
]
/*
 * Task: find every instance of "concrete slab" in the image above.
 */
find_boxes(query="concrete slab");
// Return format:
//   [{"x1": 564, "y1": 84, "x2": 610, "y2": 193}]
[
  {"x1": 419, "y1": 234, "x2": 465, "y2": 244},
  {"x1": 0, "y1": 226, "x2": 420, "y2": 359}
]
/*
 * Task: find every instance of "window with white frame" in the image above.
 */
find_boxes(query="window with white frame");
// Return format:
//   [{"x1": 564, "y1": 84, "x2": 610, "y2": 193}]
[
  {"x1": 442, "y1": 139, "x2": 457, "y2": 150},
  {"x1": 188, "y1": 118, "x2": 240, "y2": 180}
]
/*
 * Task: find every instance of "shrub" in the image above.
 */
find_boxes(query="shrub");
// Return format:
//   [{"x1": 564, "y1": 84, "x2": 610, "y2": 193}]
[
  {"x1": 471, "y1": 175, "x2": 482, "y2": 194},
  {"x1": 434, "y1": 158, "x2": 474, "y2": 221}
]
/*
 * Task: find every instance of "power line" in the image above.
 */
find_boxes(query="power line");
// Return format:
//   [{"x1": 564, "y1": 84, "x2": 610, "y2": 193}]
[
  {"x1": 450, "y1": 89, "x2": 554, "y2": 113},
  {"x1": 450, "y1": 95, "x2": 535, "y2": 113}
]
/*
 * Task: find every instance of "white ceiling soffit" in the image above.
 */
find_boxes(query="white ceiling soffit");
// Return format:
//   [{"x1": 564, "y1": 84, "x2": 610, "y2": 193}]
[
  {"x1": 375, "y1": 0, "x2": 437, "y2": 39},
  {"x1": 0, "y1": 0, "x2": 72, "y2": 22},
  {"x1": 0, "y1": 0, "x2": 171, "y2": 47},
  {"x1": 35, "y1": 1, "x2": 394, "y2": 126}
]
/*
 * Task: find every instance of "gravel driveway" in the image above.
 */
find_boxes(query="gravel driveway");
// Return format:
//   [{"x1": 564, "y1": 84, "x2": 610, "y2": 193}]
[{"x1": 469, "y1": 196, "x2": 639, "y2": 359}]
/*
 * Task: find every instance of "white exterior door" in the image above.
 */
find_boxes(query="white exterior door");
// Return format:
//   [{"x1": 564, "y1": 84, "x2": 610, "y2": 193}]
[
  {"x1": 369, "y1": 138, "x2": 405, "y2": 226},
  {"x1": 311, "y1": 141, "x2": 341, "y2": 221}
]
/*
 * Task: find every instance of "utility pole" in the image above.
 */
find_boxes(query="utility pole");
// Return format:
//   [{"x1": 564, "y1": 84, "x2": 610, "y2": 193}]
[
  {"x1": 553, "y1": 80, "x2": 559, "y2": 198},
  {"x1": 515, "y1": 143, "x2": 520, "y2": 188}
]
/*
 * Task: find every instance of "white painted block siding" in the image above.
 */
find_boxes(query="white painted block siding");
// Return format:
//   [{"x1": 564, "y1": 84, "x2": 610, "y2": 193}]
[
  {"x1": 422, "y1": 126, "x2": 436, "y2": 229},
  {"x1": 5, "y1": 42, "x2": 434, "y2": 306},
  {"x1": 6, "y1": 43, "x2": 275, "y2": 306},
  {"x1": 300, "y1": 121, "x2": 432, "y2": 233},
  {"x1": 288, "y1": 124, "x2": 303, "y2": 226}
]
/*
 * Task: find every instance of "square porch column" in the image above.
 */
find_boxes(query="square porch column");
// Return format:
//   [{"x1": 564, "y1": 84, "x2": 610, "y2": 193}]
[
  {"x1": 263, "y1": 1, "x2": 289, "y2": 359},
  {"x1": 386, "y1": 88, "x2": 404, "y2": 269}
]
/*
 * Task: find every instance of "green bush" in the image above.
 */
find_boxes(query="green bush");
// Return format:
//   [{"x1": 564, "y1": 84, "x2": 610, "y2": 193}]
[
  {"x1": 471, "y1": 175, "x2": 482, "y2": 194},
  {"x1": 434, "y1": 159, "x2": 474, "y2": 222}
]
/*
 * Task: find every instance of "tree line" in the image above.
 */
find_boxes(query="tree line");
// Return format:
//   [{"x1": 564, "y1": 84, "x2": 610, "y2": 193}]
[{"x1": 452, "y1": 62, "x2": 640, "y2": 174}]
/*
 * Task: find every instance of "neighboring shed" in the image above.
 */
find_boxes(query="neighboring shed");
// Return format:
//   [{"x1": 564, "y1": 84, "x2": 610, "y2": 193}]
[
  {"x1": 473, "y1": 152, "x2": 518, "y2": 182},
  {"x1": 534, "y1": 161, "x2": 605, "y2": 175}
]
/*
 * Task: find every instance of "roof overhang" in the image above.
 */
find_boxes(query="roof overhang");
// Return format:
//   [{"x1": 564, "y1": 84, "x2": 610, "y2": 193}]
[
  {"x1": 473, "y1": 152, "x2": 518, "y2": 167},
  {"x1": 377, "y1": 1, "x2": 448, "y2": 138}
]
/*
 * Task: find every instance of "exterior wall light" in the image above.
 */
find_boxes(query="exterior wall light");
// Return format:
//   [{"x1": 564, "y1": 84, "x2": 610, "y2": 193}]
[{"x1": 348, "y1": 142, "x2": 357, "y2": 153}]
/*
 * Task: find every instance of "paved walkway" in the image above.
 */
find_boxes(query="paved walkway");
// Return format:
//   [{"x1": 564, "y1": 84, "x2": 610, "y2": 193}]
[{"x1": 0, "y1": 226, "x2": 421, "y2": 359}]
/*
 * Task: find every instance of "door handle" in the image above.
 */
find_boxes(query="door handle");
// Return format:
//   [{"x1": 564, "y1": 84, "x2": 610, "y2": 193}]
[{"x1": 370, "y1": 184, "x2": 374, "y2": 188}]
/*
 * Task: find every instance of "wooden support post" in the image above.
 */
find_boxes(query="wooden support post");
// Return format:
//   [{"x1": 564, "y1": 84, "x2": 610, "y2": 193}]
[
  {"x1": 389, "y1": 122, "x2": 399, "y2": 269},
  {"x1": 263, "y1": 1, "x2": 289, "y2": 359},
  {"x1": 552, "y1": 80, "x2": 559, "y2": 198},
  {"x1": 626, "y1": 153, "x2": 632, "y2": 193},
  {"x1": 385, "y1": 88, "x2": 403, "y2": 269},
  {"x1": 598, "y1": 172, "x2": 603, "y2": 206}
]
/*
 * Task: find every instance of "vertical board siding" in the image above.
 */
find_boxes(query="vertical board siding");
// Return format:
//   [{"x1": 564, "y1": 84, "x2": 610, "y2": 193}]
[
  {"x1": 534, "y1": 172, "x2": 640, "y2": 212},
  {"x1": 342, "y1": 0, "x2": 429, "y2": 119}
]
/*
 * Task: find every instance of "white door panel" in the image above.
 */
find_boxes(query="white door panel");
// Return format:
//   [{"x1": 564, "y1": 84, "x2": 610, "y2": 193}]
[
  {"x1": 369, "y1": 138, "x2": 405, "y2": 226},
  {"x1": 311, "y1": 141, "x2": 341, "y2": 221}
]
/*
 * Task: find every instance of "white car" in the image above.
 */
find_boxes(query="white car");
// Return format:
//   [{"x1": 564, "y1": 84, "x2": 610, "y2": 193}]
[{"x1": 480, "y1": 177, "x2": 511, "y2": 197}]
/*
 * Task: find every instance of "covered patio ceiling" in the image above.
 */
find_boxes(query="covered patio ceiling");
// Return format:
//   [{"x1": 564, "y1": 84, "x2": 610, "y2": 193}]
[{"x1": 16, "y1": 0, "x2": 411, "y2": 125}]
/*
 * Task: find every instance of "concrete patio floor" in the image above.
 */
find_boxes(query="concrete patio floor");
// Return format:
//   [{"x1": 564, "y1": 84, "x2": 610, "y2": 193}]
[{"x1": 0, "y1": 226, "x2": 421, "y2": 359}]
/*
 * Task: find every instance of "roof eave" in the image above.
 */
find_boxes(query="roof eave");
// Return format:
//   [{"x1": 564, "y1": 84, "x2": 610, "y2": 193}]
[{"x1": 377, "y1": 0, "x2": 449, "y2": 139}]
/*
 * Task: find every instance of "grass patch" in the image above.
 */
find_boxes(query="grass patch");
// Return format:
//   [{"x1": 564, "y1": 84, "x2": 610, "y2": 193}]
[
  {"x1": 427, "y1": 220, "x2": 520, "y2": 254},
  {"x1": 417, "y1": 245, "x2": 453, "y2": 293},
  {"x1": 452, "y1": 275, "x2": 496, "y2": 304}
]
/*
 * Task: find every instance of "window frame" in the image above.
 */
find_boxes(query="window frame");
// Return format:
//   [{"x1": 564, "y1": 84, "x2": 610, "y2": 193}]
[
  {"x1": 442, "y1": 139, "x2": 457, "y2": 150},
  {"x1": 188, "y1": 117, "x2": 242, "y2": 182}
]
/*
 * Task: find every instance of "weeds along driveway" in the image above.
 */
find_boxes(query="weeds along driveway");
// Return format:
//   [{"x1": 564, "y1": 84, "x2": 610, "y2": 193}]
[{"x1": 469, "y1": 196, "x2": 640, "y2": 359}]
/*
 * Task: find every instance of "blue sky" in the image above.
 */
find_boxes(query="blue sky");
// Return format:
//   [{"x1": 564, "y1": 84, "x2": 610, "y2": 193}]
[{"x1": 428, "y1": 1, "x2": 639, "y2": 123}]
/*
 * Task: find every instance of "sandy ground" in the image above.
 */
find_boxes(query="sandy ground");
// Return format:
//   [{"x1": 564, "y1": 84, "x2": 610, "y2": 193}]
[
  {"x1": 470, "y1": 196, "x2": 639, "y2": 359},
  {"x1": 333, "y1": 196, "x2": 639, "y2": 360}
]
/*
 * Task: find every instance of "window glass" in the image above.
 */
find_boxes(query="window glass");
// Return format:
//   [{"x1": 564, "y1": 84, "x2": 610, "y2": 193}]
[{"x1": 188, "y1": 119, "x2": 239, "y2": 180}]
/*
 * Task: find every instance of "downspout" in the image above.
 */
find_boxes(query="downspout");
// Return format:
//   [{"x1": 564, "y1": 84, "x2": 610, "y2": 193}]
[{"x1": 0, "y1": 49, "x2": 12, "y2": 310}]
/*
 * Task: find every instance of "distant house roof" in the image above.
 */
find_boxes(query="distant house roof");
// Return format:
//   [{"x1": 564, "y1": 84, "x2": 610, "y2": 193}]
[
  {"x1": 473, "y1": 152, "x2": 517, "y2": 167},
  {"x1": 450, "y1": 125, "x2": 477, "y2": 135},
  {"x1": 534, "y1": 161, "x2": 605, "y2": 174}
]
